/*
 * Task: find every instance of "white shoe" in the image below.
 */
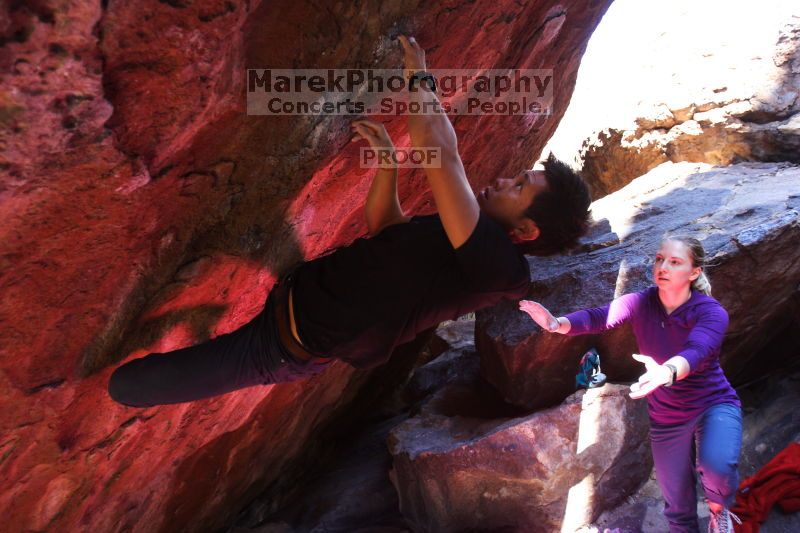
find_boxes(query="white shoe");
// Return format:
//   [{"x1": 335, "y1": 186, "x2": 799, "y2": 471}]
[{"x1": 708, "y1": 507, "x2": 741, "y2": 533}]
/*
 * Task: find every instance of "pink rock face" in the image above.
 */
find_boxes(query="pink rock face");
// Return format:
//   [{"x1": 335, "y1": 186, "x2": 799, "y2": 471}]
[{"x1": 0, "y1": 0, "x2": 611, "y2": 531}]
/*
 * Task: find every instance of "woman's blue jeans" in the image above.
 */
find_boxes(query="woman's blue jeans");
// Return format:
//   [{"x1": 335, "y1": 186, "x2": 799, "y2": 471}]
[{"x1": 650, "y1": 402, "x2": 743, "y2": 533}]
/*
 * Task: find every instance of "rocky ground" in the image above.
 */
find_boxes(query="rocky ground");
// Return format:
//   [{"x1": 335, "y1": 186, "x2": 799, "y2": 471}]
[
  {"x1": 595, "y1": 369, "x2": 800, "y2": 533},
  {"x1": 231, "y1": 317, "x2": 800, "y2": 532}
]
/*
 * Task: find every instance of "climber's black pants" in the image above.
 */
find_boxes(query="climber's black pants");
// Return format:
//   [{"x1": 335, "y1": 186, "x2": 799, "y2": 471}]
[{"x1": 107, "y1": 278, "x2": 332, "y2": 408}]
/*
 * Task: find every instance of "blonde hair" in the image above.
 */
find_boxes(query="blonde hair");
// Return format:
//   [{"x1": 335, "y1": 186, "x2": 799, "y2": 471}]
[{"x1": 662, "y1": 235, "x2": 712, "y2": 295}]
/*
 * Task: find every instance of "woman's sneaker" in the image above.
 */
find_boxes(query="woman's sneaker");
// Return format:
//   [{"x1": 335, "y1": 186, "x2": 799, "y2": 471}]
[{"x1": 708, "y1": 508, "x2": 741, "y2": 533}]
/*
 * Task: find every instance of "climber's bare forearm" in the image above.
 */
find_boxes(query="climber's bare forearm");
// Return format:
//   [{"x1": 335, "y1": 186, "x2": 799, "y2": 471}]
[
  {"x1": 352, "y1": 119, "x2": 411, "y2": 235},
  {"x1": 365, "y1": 166, "x2": 410, "y2": 235},
  {"x1": 407, "y1": 88, "x2": 458, "y2": 152},
  {"x1": 398, "y1": 35, "x2": 480, "y2": 248},
  {"x1": 398, "y1": 35, "x2": 479, "y2": 247},
  {"x1": 407, "y1": 77, "x2": 479, "y2": 248}
]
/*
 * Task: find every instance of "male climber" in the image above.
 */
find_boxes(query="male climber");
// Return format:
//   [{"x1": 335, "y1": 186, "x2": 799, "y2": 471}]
[{"x1": 108, "y1": 35, "x2": 592, "y2": 407}]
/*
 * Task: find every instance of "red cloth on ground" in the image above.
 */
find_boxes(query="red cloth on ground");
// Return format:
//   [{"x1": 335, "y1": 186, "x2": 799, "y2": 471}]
[{"x1": 731, "y1": 442, "x2": 800, "y2": 533}]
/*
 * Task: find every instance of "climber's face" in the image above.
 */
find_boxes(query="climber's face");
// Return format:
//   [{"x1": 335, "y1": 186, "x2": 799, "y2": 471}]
[{"x1": 477, "y1": 169, "x2": 548, "y2": 242}]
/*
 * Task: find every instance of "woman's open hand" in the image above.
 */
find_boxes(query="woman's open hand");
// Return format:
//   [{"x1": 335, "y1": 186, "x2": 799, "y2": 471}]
[
  {"x1": 629, "y1": 353, "x2": 672, "y2": 399},
  {"x1": 519, "y1": 300, "x2": 559, "y2": 332}
]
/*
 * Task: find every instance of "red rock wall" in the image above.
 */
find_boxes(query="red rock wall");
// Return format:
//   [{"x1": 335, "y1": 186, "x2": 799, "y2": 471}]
[{"x1": 0, "y1": 0, "x2": 611, "y2": 531}]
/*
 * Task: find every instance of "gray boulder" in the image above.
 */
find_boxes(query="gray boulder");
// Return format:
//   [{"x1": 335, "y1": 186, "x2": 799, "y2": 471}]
[{"x1": 478, "y1": 161, "x2": 800, "y2": 409}]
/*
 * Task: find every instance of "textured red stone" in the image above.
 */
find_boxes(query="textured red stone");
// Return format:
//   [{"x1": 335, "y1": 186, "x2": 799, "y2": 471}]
[{"x1": 0, "y1": 0, "x2": 611, "y2": 530}]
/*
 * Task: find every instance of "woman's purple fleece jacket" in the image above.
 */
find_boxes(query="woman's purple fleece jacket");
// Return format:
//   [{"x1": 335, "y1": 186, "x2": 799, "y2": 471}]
[{"x1": 564, "y1": 286, "x2": 740, "y2": 425}]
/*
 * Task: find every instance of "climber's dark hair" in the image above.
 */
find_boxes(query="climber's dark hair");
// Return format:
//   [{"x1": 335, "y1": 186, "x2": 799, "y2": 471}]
[{"x1": 516, "y1": 153, "x2": 592, "y2": 256}]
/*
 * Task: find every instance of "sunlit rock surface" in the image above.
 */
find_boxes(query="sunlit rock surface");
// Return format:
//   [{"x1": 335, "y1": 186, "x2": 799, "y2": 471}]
[
  {"x1": 388, "y1": 383, "x2": 651, "y2": 533},
  {"x1": 544, "y1": 0, "x2": 800, "y2": 197},
  {"x1": 0, "y1": 0, "x2": 611, "y2": 530},
  {"x1": 478, "y1": 161, "x2": 800, "y2": 409}
]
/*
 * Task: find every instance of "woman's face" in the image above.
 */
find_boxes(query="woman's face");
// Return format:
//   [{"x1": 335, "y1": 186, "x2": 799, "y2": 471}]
[{"x1": 652, "y1": 239, "x2": 701, "y2": 291}]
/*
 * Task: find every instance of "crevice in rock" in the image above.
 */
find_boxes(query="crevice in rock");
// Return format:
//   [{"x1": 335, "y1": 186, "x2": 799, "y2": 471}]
[{"x1": 27, "y1": 378, "x2": 66, "y2": 394}]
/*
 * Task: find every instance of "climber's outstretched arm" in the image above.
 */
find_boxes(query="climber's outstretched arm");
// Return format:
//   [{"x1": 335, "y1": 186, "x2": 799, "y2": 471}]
[
  {"x1": 352, "y1": 119, "x2": 411, "y2": 236},
  {"x1": 399, "y1": 35, "x2": 480, "y2": 249}
]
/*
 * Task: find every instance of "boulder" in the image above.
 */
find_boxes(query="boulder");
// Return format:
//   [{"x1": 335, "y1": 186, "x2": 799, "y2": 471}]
[
  {"x1": 388, "y1": 383, "x2": 651, "y2": 532},
  {"x1": 478, "y1": 161, "x2": 800, "y2": 409},
  {"x1": 404, "y1": 318, "x2": 482, "y2": 405}
]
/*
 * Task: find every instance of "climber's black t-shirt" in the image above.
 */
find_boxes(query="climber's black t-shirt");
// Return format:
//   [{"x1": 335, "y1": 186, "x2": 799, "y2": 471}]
[{"x1": 290, "y1": 211, "x2": 530, "y2": 368}]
